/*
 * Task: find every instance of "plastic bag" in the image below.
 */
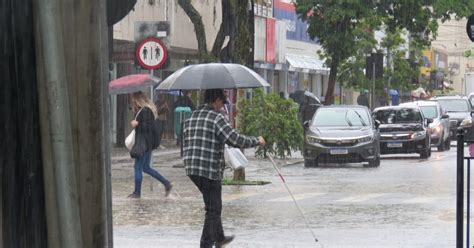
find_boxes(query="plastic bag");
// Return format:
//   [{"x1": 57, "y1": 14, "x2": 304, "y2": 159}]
[
  {"x1": 224, "y1": 146, "x2": 248, "y2": 170},
  {"x1": 125, "y1": 129, "x2": 136, "y2": 151}
]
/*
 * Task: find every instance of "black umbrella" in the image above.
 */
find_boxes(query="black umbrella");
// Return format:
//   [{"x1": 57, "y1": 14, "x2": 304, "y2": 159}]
[{"x1": 156, "y1": 63, "x2": 270, "y2": 90}]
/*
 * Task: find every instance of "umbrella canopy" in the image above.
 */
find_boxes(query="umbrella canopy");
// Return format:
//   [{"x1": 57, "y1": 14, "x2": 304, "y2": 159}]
[
  {"x1": 156, "y1": 63, "x2": 270, "y2": 90},
  {"x1": 303, "y1": 90, "x2": 322, "y2": 105},
  {"x1": 388, "y1": 89, "x2": 399, "y2": 96},
  {"x1": 411, "y1": 87, "x2": 427, "y2": 98},
  {"x1": 109, "y1": 74, "x2": 161, "y2": 95}
]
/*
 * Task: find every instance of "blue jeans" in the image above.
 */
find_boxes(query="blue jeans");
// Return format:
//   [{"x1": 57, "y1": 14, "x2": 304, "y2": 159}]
[{"x1": 133, "y1": 150, "x2": 171, "y2": 195}]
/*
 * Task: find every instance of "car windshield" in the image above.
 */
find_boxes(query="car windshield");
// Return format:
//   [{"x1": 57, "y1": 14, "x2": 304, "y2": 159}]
[
  {"x1": 419, "y1": 106, "x2": 438, "y2": 118},
  {"x1": 374, "y1": 108, "x2": 423, "y2": 124},
  {"x1": 312, "y1": 108, "x2": 370, "y2": 127},
  {"x1": 437, "y1": 99, "x2": 470, "y2": 112}
]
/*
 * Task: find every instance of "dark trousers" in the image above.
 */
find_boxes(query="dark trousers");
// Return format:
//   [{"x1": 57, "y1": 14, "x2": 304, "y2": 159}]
[{"x1": 189, "y1": 175, "x2": 225, "y2": 248}]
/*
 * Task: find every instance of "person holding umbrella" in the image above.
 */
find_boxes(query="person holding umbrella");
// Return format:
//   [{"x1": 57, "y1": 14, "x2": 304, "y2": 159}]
[
  {"x1": 183, "y1": 89, "x2": 266, "y2": 247},
  {"x1": 128, "y1": 91, "x2": 173, "y2": 198}
]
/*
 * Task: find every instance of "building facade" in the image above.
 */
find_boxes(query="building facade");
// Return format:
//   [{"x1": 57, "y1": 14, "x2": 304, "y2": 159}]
[{"x1": 110, "y1": 0, "x2": 330, "y2": 144}]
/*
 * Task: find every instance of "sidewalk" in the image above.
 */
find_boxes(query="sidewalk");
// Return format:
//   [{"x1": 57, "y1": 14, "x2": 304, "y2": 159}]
[
  {"x1": 110, "y1": 139, "x2": 304, "y2": 167},
  {"x1": 110, "y1": 139, "x2": 305, "y2": 247}
]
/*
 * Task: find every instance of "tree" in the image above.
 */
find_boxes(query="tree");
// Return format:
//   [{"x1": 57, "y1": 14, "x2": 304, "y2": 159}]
[
  {"x1": 178, "y1": 1, "x2": 254, "y2": 181},
  {"x1": 294, "y1": 0, "x2": 474, "y2": 105},
  {"x1": 238, "y1": 89, "x2": 303, "y2": 159},
  {"x1": 178, "y1": 0, "x2": 254, "y2": 63}
]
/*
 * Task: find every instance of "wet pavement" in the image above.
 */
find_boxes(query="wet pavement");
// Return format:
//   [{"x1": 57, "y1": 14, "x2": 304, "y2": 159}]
[{"x1": 112, "y1": 142, "x2": 464, "y2": 247}]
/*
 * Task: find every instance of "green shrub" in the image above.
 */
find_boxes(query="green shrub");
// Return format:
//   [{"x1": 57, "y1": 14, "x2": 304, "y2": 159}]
[{"x1": 237, "y1": 88, "x2": 303, "y2": 158}]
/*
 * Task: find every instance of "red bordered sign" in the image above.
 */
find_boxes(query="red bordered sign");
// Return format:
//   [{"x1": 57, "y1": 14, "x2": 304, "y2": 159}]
[{"x1": 136, "y1": 37, "x2": 168, "y2": 70}]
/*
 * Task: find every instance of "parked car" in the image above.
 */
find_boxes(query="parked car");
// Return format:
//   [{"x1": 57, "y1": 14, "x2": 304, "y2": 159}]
[
  {"x1": 373, "y1": 105, "x2": 432, "y2": 159},
  {"x1": 400, "y1": 100, "x2": 451, "y2": 151},
  {"x1": 468, "y1": 92, "x2": 474, "y2": 110},
  {"x1": 303, "y1": 105, "x2": 380, "y2": 167},
  {"x1": 430, "y1": 95, "x2": 474, "y2": 141}
]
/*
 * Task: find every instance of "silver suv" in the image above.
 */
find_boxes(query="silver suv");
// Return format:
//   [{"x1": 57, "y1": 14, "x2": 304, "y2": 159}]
[
  {"x1": 400, "y1": 101, "x2": 450, "y2": 151},
  {"x1": 430, "y1": 95, "x2": 473, "y2": 141}
]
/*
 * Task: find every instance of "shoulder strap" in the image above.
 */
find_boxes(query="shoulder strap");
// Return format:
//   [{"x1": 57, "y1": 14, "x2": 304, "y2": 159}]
[{"x1": 134, "y1": 107, "x2": 144, "y2": 120}]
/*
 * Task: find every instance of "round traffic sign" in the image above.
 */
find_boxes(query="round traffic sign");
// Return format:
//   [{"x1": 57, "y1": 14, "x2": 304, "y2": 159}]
[
  {"x1": 467, "y1": 14, "x2": 474, "y2": 42},
  {"x1": 136, "y1": 37, "x2": 168, "y2": 70}
]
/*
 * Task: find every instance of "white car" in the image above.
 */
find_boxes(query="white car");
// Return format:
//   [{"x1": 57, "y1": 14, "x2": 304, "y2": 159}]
[{"x1": 400, "y1": 101, "x2": 451, "y2": 151}]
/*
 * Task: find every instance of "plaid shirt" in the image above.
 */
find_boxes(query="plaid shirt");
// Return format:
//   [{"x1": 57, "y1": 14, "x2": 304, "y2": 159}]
[{"x1": 183, "y1": 105, "x2": 259, "y2": 180}]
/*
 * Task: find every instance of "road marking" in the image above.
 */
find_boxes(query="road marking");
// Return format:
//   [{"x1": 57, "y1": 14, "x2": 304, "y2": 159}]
[
  {"x1": 402, "y1": 197, "x2": 438, "y2": 204},
  {"x1": 336, "y1": 193, "x2": 385, "y2": 203},
  {"x1": 223, "y1": 192, "x2": 260, "y2": 201},
  {"x1": 268, "y1": 193, "x2": 326, "y2": 202}
]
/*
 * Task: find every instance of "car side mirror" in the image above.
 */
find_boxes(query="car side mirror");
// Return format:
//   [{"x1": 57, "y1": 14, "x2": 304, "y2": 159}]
[
  {"x1": 426, "y1": 118, "x2": 433, "y2": 126},
  {"x1": 441, "y1": 114, "x2": 449, "y2": 119},
  {"x1": 471, "y1": 110, "x2": 474, "y2": 117},
  {"x1": 303, "y1": 120, "x2": 310, "y2": 129},
  {"x1": 374, "y1": 120, "x2": 380, "y2": 129}
]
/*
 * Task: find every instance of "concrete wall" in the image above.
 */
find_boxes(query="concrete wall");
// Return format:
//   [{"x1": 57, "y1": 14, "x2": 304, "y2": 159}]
[{"x1": 114, "y1": 0, "x2": 222, "y2": 51}]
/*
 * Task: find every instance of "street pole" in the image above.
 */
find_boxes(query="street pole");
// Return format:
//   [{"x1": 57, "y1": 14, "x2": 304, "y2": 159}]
[
  {"x1": 456, "y1": 127, "x2": 464, "y2": 248},
  {"x1": 35, "y1": 0, "x2": 83, "y2": 247},
  {"x1": 372, "y1": 59, "x2": 376, "y2": 110}
]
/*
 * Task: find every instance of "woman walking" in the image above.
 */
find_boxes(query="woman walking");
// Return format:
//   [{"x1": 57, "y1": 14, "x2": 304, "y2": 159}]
[{"x1": 128, "y1": 91, "x2": 173, "y2": 198}]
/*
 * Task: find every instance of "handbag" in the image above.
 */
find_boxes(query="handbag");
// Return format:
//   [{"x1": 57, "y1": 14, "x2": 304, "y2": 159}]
[
  {"x1": 125, "y1": 107, "x2": 144, "y2": 151},
  {"x1": 130, "y1": 131, "x2": 147, "y2": 159},
  {"x1": 224, "y1": 146, "x2": 248, "y2": 170}
]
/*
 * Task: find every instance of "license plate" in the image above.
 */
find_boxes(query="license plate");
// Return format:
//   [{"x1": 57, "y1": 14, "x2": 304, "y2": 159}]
[
  {"x1": 330, "y1": 149, "x2": 348, "y2": 155},
  {"x1": 387, "y1": 142, "x2": 403, "y2": 148}
]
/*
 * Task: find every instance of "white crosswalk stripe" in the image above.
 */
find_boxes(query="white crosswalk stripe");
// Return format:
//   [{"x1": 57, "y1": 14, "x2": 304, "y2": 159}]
[
  {"x1": 336, "y1": 193, "x2": 386, "y2": 203},
  {"x1": 268, "y1": 193, "x2": 326, "y2": 202}
]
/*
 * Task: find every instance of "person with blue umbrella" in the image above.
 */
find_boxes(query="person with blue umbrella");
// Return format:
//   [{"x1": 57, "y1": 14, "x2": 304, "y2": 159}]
[{"x1": 389, "y1": 89, "x2": 400, "y2": 106}]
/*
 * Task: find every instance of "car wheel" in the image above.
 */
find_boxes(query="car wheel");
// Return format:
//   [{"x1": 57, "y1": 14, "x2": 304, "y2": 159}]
[
  {"x1": 366, "y1": 155, "x2": 380, "y2": 167},
  {"x1": 420, "y1": 148, "x2": 430, "y2": 159},
  {"x1": 444, "y1": 138, "x2": 451, "y2": 151},
  {"x1": 304, "y1": 158, "x2": 317, "y2": 168}
]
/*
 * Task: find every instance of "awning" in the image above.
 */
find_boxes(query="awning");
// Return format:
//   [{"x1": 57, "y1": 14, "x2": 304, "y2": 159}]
[{"x1": 286, "y1": 54, "x2": 329, "y2": 75}]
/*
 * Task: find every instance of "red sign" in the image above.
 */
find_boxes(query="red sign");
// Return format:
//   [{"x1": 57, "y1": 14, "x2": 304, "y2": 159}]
[{"x1": 136, "y1": 37, "x2": 168, "y2": 70}]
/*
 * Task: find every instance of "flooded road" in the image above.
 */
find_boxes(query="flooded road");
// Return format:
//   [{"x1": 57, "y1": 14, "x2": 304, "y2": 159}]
[{"x1": 112, "y1": 145, "x2": 463, "y2": 247}]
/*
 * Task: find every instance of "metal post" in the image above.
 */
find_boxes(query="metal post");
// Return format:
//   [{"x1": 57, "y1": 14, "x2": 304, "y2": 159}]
[
  {"x1": 372, "y1": 60, "x2": 375, "y2": 110},
  {"x1": 457, "y1": 127, "x2": 465, "y2": 248},
  {"x1": 467, "y1": 158, "x2": 470, "y2": 248},
  {"x1": 35, "y1": 0, "x2": 83, "y2": 246}
]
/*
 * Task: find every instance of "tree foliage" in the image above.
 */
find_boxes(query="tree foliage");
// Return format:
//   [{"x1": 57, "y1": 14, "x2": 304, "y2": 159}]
[
  {"x1": 238, "y1": 89, "x2": 303, "y2": 158},
  {"x1": 294, "y1": 0, "x2": 474, "y2": 104}
]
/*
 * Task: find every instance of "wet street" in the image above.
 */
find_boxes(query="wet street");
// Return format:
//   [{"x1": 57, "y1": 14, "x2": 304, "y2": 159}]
[{"x1": 112, "y1": 144, "x2": 465, "y2": 247}]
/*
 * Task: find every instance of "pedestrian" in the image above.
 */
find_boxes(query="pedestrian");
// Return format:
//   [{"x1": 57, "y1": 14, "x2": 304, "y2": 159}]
[
  {"x1": 155, "y1": 93, "x2": 170, "y2": 148},
  {"x1": 357, "y1": 90, "x2": 370, "y2": 109},
  {"x1": 174, "y1": 90, "x2": 195, "y2": 145},
  {"x1": 183, "y1": 89, "x2": 266, "y2": 248},
  {"x1": 174, "y1": 90, "x2": 196, "y2": 111},
  {"x1": 219, "y1": 90, "x2": 231, "y2": 121},
  {"x1": 128, "y1": 91, "x2": 173, "y2": 199}
]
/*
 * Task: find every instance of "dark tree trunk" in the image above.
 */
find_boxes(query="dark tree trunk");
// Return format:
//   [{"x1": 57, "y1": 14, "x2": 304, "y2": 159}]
[
  {"x1": 324, "y1": 59, "x2": 339, "y2": 105},
  {"x1": 212, "y1": 0, "x2": 235, "y2": 61},
  {"x1": 178, "y1": 0, "x2": 208, "y2": 62},
  {"x1": 1, "y1": 0, "x2": 48, "y2": 247}
]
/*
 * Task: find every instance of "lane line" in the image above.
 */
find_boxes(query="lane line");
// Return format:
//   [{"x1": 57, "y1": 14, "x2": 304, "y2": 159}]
[
  {"x1": 268, "y1": 192, "x2": 326, "y2": 202},
  {"x1": 336, "y1": 193, "x2": 385, "y2": 203}
]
